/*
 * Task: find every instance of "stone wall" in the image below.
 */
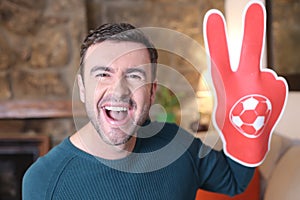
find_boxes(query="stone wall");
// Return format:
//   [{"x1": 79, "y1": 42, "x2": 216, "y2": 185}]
[
  {"x1": 0, "y1": 0, "x2": 86, "y2": 100},
  {"x1": 0, "y1": 0, "x2": 298, "y2": 147},
  {"x1": 0, "y1": 0, "x2": 224, "y2": 146},
  {"x1": 0, "y1": 0, "x2": 87, "y2": 145},
  {"x1": 86, "y1": 0, "x2": 224, "y2": 89}
]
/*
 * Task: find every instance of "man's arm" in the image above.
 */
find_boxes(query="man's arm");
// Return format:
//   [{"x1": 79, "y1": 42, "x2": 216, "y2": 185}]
[
  {"x1": 22, "y1": 142, "x2": 70, "y2": 200},
  {"x1": 186, "y1": 137, "x2": 254, "y2": 196},
  {"x1": 22, "y1": 157, "x2": 50, "y2": 200},
  {"x1": 196, "y1": 144, "x2": 255, "y2": 196}
]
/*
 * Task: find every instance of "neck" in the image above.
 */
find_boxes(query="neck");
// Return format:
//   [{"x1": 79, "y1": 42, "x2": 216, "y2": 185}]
[{"x1": 70, "y1": 122, "x2": 137, "y2": 160}]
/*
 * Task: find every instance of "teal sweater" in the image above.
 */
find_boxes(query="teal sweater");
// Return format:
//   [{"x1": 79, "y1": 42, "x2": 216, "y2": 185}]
[{"x1": 22, "y1": 122, "x2": 254, "y2": 200}]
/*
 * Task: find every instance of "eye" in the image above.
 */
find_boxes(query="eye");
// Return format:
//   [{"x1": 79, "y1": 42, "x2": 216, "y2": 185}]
[
  {"x1": 95, "y1": 72, "x2": 110, "y2": 78},
  {"x1": 127, "y1": 74, "x2": 142, "y2": 80}
]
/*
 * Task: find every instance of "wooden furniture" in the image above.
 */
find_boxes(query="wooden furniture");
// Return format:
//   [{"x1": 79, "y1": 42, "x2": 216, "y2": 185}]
[
  {"x1": 0, "y1": 100, "x2": 85, "y2": 119},
  {"x1": 0, "y1": 134, "x2": 50, "y2": 157}
]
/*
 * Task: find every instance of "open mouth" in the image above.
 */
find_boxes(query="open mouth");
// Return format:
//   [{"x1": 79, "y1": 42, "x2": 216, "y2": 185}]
[
  {"x1": 105, "y1": 106, "x2": 128, "y2": 121},
  {"x1": 101, "y1": 104, "x2": 134, "y2": 126}
]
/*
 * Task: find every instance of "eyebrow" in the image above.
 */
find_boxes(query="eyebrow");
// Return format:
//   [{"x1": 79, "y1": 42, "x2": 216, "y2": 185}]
[{"x1": 90, "y1": 66, "x2": 112, "y2": 75}]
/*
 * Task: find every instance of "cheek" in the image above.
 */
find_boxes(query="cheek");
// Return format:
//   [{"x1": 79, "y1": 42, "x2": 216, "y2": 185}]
[
  {"x1": 85, "y1": 82, "x2": 107, "y2": 106},
  {"x1": 132, "y1": 86, "x2": 152, "y2": 106}
]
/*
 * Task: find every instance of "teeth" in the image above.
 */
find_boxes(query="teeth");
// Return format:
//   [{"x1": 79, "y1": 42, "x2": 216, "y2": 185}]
[{"x1": 105, "y1": 106, "x2": 128, "y2": 112}]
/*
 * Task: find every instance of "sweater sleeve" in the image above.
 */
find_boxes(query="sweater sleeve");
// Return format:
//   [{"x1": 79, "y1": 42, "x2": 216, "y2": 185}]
[
  {"x1": 22, "y1": 156, "x2": 53, "y2": 200},
  {"x1": 22, "y1": 141, "x2": 73, "y2": 200},
  {"x1": 194, "y1": 140, "x2": 255, "y2": 196}
]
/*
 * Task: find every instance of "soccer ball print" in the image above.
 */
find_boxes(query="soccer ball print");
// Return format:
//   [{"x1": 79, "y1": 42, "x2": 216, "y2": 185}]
[{"x1": 230, "y1": 95, "x2": 272, "y2": 138}]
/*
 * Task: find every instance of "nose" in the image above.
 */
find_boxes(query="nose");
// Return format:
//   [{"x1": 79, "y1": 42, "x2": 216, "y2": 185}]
[{"x1": 111, "y1": 76, "x2": 131, "y2": 99}]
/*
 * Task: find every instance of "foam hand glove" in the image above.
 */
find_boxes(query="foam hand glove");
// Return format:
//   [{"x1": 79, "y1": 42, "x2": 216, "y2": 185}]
[{"x1": 203, "y1": 1, "x2": 288, "y2": 166}]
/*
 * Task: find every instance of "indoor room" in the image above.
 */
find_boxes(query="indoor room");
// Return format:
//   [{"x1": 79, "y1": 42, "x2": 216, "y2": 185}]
[{"x1": 0, "y1": 0, "x2": 299, "y2": 199}]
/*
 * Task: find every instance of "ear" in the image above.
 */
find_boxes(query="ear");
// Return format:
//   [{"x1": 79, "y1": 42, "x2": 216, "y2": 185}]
[
  {"x1": 77, "y1": 74, "x2": 85, "y2": 103},
  {"x1": 150, "y1": 80, "x2": 157, "y2": 105}
]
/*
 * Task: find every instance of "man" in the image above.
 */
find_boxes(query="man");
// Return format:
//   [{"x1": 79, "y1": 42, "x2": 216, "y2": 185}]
[{"x1": 22, "y1": 22, "x2": 254, "y2": 200}]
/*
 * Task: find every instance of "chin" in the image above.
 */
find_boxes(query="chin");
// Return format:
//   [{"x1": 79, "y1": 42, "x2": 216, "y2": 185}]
[
  {"x1": 97, "y1": 122, "x2": 135, "y2": 145},
  {"x1": 102, "y1": 129, "x2": 133, "y2": 146}
]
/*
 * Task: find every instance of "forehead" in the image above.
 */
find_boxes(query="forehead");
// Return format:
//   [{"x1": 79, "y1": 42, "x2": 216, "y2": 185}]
[{"x1": 84, "y1": 40, "x2": 150, "y2": 69}]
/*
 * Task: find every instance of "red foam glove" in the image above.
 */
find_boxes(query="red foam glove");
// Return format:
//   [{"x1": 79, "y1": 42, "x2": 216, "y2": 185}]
[{"x1": 203, "y1": 1, "x2": 288, "y2": 166}]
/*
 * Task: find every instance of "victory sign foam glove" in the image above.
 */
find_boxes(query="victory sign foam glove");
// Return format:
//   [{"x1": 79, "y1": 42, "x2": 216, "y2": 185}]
[{"x1": 203, "y1": 1, "x2": 288, "y2": 167}]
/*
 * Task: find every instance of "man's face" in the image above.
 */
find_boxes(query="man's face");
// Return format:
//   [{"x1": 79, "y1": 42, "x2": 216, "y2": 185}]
[{"x1": 78, "y1": 41, "x2": 156, "y2": 146}]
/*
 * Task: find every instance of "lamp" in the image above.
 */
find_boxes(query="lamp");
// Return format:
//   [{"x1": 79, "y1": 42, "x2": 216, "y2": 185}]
[
  {"x1": 225, "y1": 0, "x2": 267, "y2": 70},
  {"x1": 195, "y1": 71, "x2": 213, "y2": 132}
]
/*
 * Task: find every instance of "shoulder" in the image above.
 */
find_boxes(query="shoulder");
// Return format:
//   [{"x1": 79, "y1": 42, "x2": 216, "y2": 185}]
[
  {"x1": 22, "y1": 138, "x2": 76, "y2": 199},
  {"x1": 139, "y1": 121, "x2": 190, "y2": 140},
  {"x1": 137, "y1": 121, "x2": 202, "y2": 154}
]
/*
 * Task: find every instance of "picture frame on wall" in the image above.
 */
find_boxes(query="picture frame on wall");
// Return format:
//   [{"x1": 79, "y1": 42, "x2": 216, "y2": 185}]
[{"x1": 266, "y1": 0, "x2": 300, "y2": 91}]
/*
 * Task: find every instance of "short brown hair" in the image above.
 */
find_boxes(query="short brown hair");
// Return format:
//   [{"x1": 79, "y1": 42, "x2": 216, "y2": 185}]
[{"x1": 79, "y1": 23, "x2": 158, "y2": 81}]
